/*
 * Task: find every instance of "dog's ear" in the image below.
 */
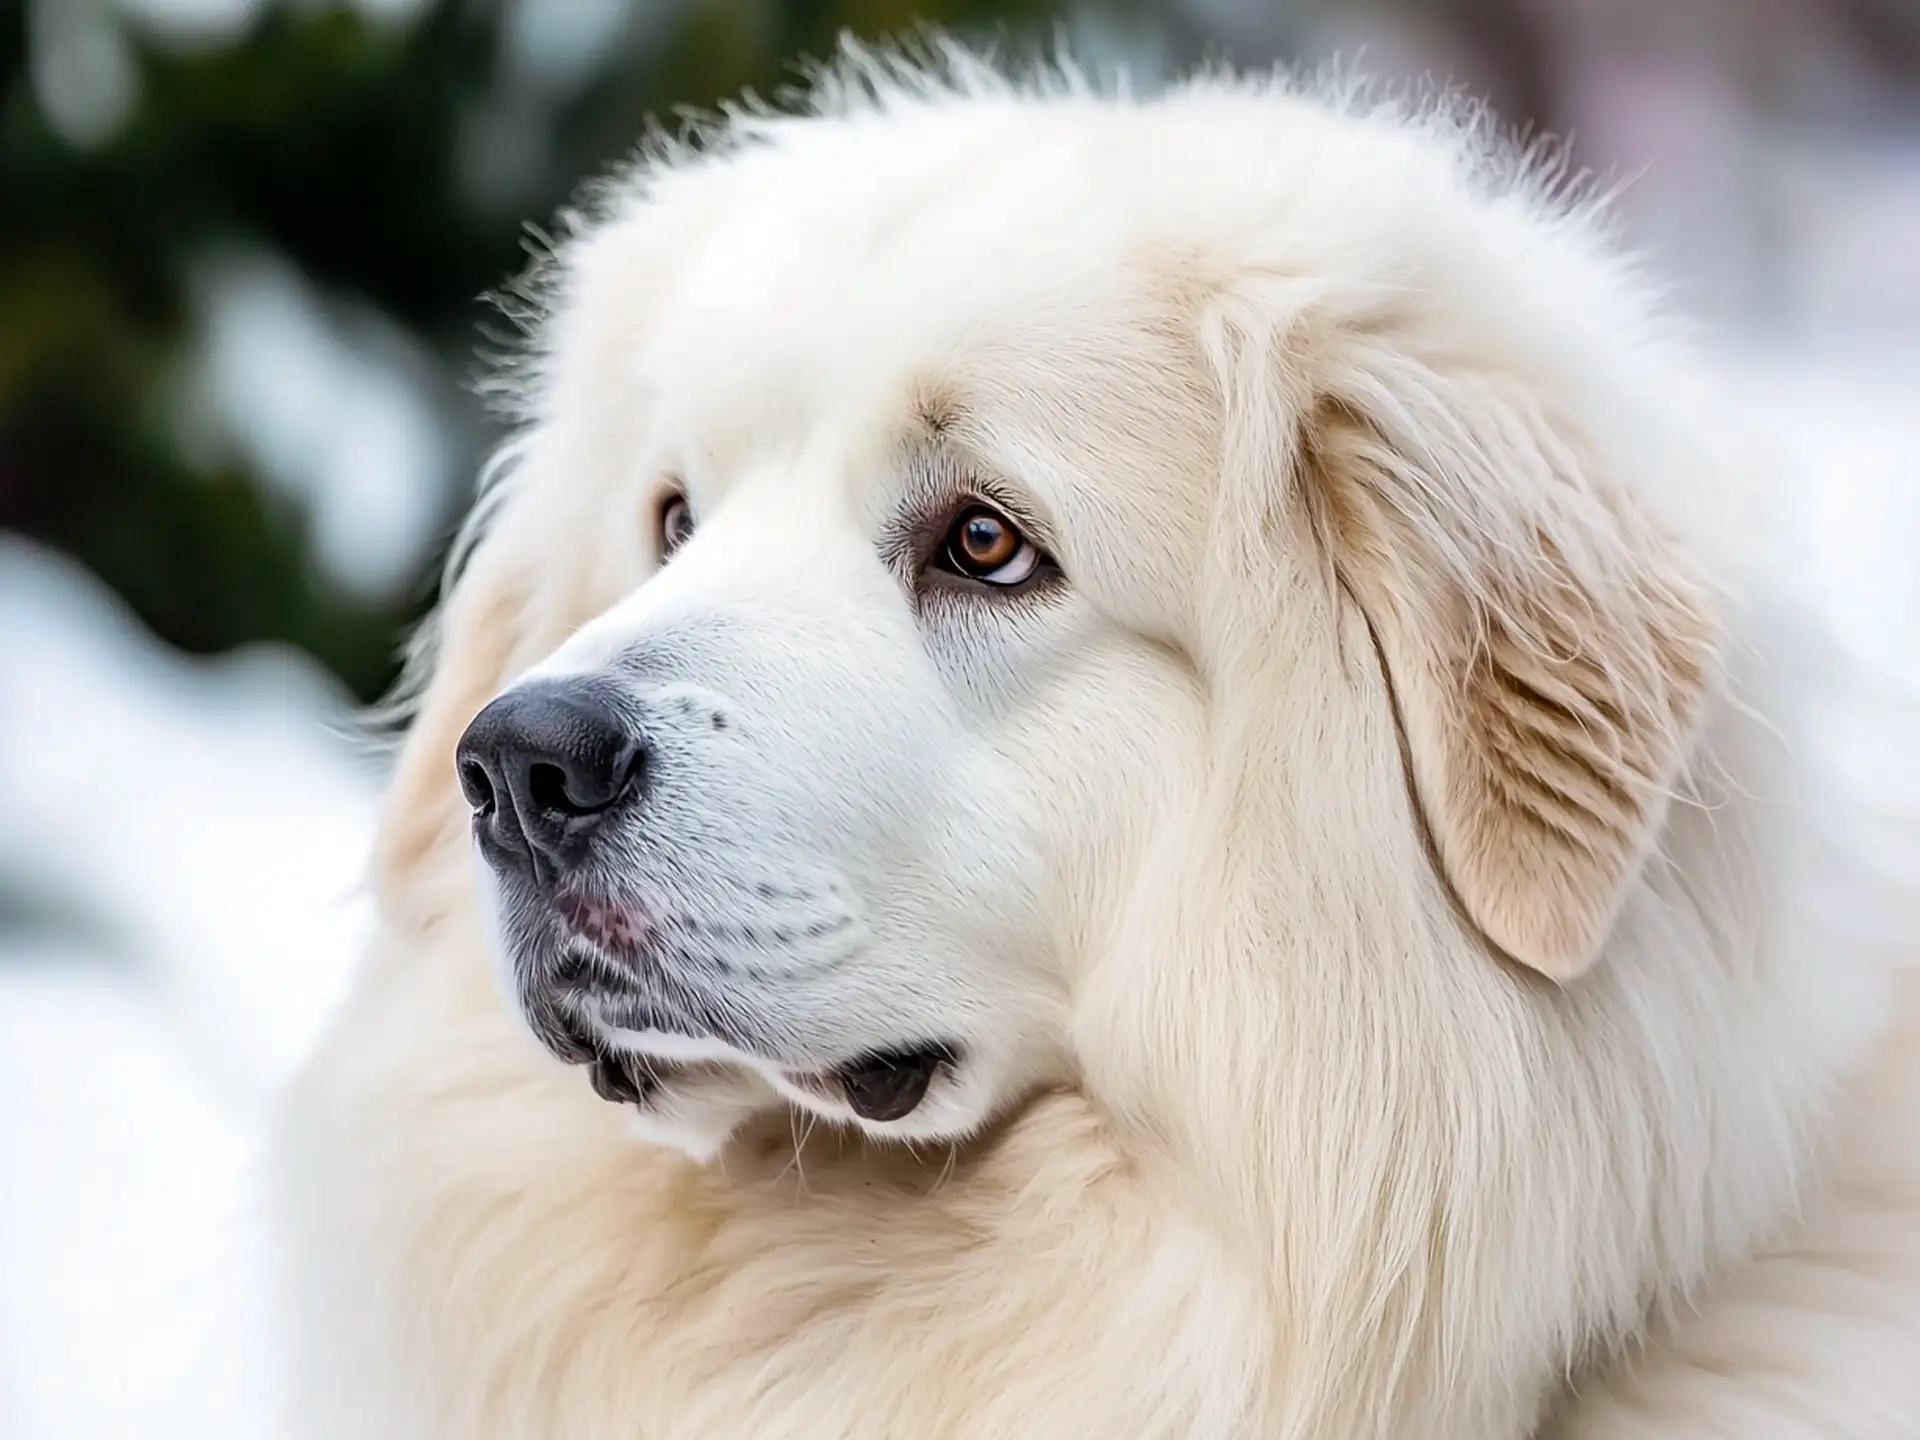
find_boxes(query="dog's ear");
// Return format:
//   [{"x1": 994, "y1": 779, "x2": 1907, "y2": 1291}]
[{"x1": 1300, "y1": 360, "x2": 1721, "y2": 982}]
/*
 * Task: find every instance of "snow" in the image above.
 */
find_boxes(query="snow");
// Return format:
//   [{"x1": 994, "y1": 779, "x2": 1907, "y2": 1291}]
[
  {"x1": 0, "y1": 538, "x2": 379, "y2": 1440},
  {"x1": 0, "y1": 954, "x2": 285, "y2": 1440}
]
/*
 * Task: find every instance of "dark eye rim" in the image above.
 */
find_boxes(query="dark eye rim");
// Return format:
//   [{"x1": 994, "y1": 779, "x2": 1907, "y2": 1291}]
[
  {"x1": 924, "y1": 496, "x2": 1060, "y2": 596},
  {"x1": 657, "y1": 490, "x2": 694, "y2": 560}
]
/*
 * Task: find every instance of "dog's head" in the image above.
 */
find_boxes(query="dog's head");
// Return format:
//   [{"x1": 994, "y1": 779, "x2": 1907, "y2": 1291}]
[{"x1": 380, "y1": 58, "x2": 1733, "y2": 1169}]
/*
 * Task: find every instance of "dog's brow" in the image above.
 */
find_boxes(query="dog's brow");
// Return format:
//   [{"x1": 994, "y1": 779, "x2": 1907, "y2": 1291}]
[
  {"x1": 908, "y1": 386, "x2": 966, "y2": 441},
  {"x1": 889, "y1": 434, "x2": 1059, "y2": 561}
]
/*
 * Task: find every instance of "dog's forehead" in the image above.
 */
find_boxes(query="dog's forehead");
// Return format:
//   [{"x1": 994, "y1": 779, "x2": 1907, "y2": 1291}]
[
  {"x1": 605, "y1": 112, "x2": 1219, "y2": 555},
  {"x1": 654, "y1": 107, "x2": 1116, "y2": 323}
]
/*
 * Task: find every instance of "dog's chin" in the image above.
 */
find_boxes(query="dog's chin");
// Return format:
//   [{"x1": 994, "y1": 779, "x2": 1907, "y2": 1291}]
[
  {"x1": 618, "y1": 1061, "x2": 780, "y2": 1163},
  {"x1": 487, "y1": 961, "x2": 991, "y2": 1155},
  {"x1": 613, "y1": 1067, "x2": 1000, "y2": 1166},
  {"x1": 572, "y1": 1024, "x2": 1003, "y2": 1163}
]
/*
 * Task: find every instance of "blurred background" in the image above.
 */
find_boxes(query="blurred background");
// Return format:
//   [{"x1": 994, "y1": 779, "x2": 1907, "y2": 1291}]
[{"x1": 1, "y1": 2, "x2": 1915, "y2": 1435}]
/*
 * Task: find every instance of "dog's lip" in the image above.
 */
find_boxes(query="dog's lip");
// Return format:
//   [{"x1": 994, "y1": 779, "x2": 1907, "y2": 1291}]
[
  {"x1": 554, "y1": 890, "x2": 651, "y2": 951},
  {"x1": 573, "y1": 1019, "x2": 960, "y2": 1122},
  {"x1": 587, "y1": 1051, "x2": 665, "y2": 1106},
  {"x1": 790, "y1": 1042, "x2": 958, "y2": 1122}
]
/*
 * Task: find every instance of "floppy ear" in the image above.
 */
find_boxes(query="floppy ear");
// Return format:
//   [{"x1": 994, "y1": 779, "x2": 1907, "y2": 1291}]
[{"x1": 1300, "y1": 359, "x2": 1721, "y2": 981}]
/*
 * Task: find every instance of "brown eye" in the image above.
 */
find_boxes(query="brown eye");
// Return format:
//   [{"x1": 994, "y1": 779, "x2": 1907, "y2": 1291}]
[
  {"x1": 659, "y1": 494, "x2": 695, "y2": 559},
  {"x1": 941, "y1": 504, "x2": 1041, "y2": 586}
]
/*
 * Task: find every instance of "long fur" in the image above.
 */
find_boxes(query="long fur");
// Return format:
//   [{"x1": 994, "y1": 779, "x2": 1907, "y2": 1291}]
[{"x1": 267, "y1": 40, "x2": 1920, "y2": 1439}]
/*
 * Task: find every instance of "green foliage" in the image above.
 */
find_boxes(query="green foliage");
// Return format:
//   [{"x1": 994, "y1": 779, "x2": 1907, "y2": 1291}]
[{"x1": 0, "y1": 0, "x2": 1095, "y2": 702}]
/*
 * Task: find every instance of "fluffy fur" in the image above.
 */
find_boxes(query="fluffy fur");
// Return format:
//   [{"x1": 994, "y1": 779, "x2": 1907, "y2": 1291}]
[{"x1": 267, "y1": 41, "x2": 1920, "y2": 1439}]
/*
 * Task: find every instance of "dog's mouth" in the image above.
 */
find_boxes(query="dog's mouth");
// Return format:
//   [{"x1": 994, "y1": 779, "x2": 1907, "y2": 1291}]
[
  {"x1": 514, "y1": 885, "x2": 960, "y2": 1126},
  {"x1": 587, "y1": 1050, "x2": 666, "y2": 1106},
  {"x1": 586, "y1": 1041, "x2": 958, "y2": 1123}
]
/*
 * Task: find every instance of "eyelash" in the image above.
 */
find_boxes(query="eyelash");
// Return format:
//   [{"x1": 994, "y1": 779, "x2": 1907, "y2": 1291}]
[{"x1": 658, "y1": 491, "x2": 694, "y2": 560}]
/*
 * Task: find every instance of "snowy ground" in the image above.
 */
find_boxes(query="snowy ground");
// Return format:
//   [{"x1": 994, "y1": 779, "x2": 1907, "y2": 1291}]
[
  {"x1": 0, "y1": 540, "x2": 379, "y2": 1440},
  {"x1": 0, "y1": 340, "x2": 1914, "y2": 1439}
]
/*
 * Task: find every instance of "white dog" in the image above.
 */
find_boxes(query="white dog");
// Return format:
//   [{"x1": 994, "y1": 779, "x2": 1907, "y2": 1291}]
[{"x1": 267, "y1": 42, "x2": 1920, "y2": 1439}]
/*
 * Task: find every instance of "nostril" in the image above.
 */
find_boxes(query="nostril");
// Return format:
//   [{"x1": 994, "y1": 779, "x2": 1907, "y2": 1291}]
[
  {"x1": 458, "y1": 757, "x2": 496, "y2": 814},
  {"x1": 458, "y1": 680, "x2": 643, "y2": 871},
  {"x1": 527, "y1": 745, "x2": 642, "y2": 819},
  {"x1": 528, "y1": 761, "x2": 573, "y2": 815}
]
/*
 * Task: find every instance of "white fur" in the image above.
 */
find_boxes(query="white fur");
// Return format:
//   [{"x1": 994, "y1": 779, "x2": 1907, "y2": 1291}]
[{"x1": 267, "y1": 41, "x2": 1920, "y2": 1439}]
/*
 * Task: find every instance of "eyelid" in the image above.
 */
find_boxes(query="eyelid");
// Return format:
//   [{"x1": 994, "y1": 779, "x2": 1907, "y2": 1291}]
[
  {"x1": 952, "y1": 474, "x2": 1057, "y2": 559},
  {"x1": 883, "y1": 472, "x2": 1056, "y2": 569}
]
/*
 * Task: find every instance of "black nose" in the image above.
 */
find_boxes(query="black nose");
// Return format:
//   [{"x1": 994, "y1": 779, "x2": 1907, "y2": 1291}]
[{"x1": 455, "y1": 678, "x2": 645, "y2": 880}]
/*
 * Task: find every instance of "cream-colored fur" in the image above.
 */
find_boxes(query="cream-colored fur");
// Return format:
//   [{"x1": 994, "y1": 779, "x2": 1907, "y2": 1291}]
[{"x1": 267, "y1": 42, "x2": 1920, "y2": 1439}]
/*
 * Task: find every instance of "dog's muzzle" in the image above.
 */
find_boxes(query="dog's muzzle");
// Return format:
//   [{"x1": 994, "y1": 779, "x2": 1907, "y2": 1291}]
[{"x1": 455, "y1": 674, "x2": 960, "y2": 1127}]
